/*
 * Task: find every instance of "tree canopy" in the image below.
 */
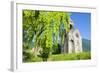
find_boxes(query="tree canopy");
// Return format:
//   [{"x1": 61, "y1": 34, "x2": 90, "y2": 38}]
[{"x1": 23, "y1": 10, "x2": 71, "y2": 61}]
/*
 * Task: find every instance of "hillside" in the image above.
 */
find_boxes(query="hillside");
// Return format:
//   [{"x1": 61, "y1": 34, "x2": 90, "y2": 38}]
[{"x1": 82, "y1": 39, "x2": 91, "y2": 52}]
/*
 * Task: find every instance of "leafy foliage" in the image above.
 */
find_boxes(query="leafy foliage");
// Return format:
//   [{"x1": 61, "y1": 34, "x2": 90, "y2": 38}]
[{"x1": 23, "y1": 10, "x2": 70, "y2": 61}]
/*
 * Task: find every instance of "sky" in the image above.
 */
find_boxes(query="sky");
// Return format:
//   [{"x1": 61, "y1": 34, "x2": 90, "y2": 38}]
[{"x1": 70, "y1": 12, "x2": 91, "y2": 40}]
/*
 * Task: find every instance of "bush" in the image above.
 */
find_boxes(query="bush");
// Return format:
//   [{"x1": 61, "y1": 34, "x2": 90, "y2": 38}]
[
  {"x1": 39, "y1": 47, "x2": 50, "y2": 61},
  {"x1": 52, "y1": 44, "x2": 61, "y2": 54}
]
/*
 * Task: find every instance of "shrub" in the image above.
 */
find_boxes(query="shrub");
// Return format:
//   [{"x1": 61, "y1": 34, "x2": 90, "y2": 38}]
[
  {"x1": 52, "y1": 43, "x2": 61, "y2": 54},
  {"x1": 39, "y1": 48, "x2": 50, "y2": 61}
]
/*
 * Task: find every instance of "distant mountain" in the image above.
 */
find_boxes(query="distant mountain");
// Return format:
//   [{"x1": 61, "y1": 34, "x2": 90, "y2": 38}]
[{"x1": 82, "y1": 39, "x2": 91, "y2": 52}]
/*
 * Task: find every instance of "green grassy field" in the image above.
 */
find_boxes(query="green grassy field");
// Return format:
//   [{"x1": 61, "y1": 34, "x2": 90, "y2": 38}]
[
  {"x1": 48, "y1": 52, "x2": 91, "y2": 61},
  {"x1": 24, "y1": 52, "x2": 91, "y2": 62}
]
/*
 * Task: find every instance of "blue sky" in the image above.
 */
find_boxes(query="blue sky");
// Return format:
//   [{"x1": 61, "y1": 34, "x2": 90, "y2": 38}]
[{"x1": 70, "y1": 12, "x2": 91, "y2": 40}]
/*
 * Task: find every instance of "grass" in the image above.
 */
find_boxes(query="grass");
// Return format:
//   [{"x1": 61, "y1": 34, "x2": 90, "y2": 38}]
[
  {"x1": 48, "y1": 52, "x2": 91, "y2": 61},
  {"x1": 23, "y1": 52, "x2": 91, "y2": 62}
]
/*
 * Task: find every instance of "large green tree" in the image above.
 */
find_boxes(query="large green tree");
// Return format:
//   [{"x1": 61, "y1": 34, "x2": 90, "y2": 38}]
[{"x1": 23, "y1": 10, "x2": 70, "y2": 61}]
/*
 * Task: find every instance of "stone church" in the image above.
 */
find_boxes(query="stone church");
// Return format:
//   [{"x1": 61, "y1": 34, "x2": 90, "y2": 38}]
[{"x1": 62, "y1": 19, "x2": 82, "y2": 54}]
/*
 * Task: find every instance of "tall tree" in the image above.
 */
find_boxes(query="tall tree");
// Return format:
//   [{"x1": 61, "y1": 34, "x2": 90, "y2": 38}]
[{"x1": 23, "y1": 10, "x2": 70, "y2": 61}]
